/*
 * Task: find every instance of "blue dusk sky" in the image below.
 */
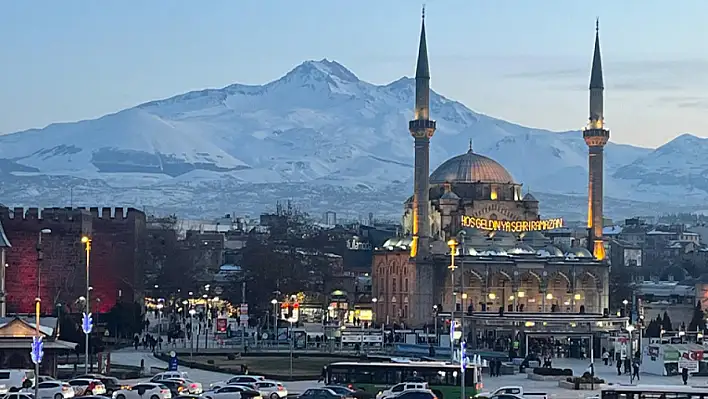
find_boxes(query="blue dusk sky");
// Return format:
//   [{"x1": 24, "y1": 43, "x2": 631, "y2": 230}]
[{"x1": 1, "y1": 0, "x2": 707, "y2": 148}]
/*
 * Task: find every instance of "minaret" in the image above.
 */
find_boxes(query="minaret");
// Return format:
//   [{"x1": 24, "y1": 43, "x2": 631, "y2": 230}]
[
  {"x1": 583, "y1": 19, "x2": 609, "y2": 260},
  {"x1": 409, "y1": 7, "x2": 436, "y2": 325},
  {"x1": 409, "y1": 6, "x2": 436, "y2": 259}
]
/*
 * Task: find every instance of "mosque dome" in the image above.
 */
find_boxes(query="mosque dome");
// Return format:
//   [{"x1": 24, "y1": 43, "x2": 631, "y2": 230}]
[{"x1": 430, "y1": 148, "x2": 515, "y2": 185}]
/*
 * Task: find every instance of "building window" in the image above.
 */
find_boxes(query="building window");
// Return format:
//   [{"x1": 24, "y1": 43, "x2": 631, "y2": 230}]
[
  {"x1": 392, "y1": 279, "x2": 397, "y2": 293},
  {"x1": 405, "y1": 278, "x2": 409, "y2": 291}
]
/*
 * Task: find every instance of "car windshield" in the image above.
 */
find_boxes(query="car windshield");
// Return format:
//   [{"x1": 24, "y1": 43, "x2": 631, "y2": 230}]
[{"x1": 328, "y1": 387, "x2": 351, "y2": 394}]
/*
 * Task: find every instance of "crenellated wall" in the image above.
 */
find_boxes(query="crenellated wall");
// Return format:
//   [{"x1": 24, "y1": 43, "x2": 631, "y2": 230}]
[{"x1": 0, "y1": 207, "x2": 146, "y2": 314}]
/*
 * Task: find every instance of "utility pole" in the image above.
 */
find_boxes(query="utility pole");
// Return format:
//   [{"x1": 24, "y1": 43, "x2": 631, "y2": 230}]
[{"x1": 241, "y1": 281, "x2": 246, "y2": 352}]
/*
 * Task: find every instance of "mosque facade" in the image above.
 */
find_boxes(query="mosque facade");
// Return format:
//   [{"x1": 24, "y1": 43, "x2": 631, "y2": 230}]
[{"x1": 371, "y1": 14, "x2": 612, "y2": 329}]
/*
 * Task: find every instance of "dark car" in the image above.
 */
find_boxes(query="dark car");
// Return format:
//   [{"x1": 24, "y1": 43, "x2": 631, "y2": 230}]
[
  {"x1": 395, "y1": 391, "x2": 436, "y2": 399},
  {"x1": 300, "y1": 388, "x2": 348, "y2": 399},
  {"x1": 204, "y1": 386, "x2": 261, "y2": 399}
]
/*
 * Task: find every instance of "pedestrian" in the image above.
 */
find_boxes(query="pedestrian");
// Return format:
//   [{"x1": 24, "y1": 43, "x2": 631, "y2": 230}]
[
  {"x1": 602, "y1": 349, "x2": 609, "y2": 366},
  {"x1": 495, "y1": 359, "x2": 502, "y2": 376},
  {"x1": 632, "y1": 360, "x2": 640, "y2": 381},
  {"x1": 616, "y1": 358, "x2": 622, "y2": 376},
  {"x1": 682, "y1": 367, "x2": 689, "y2": 385}
]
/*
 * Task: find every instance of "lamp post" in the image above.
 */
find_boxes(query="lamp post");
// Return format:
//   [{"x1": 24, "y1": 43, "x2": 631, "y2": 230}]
[
  {"x1": 188, "y1": 308, "x2": 196, "y2": 361},
  {"x1": 271, "y1": 299, "x2": 278, "y2": 344},
  {"x1": 81, "y1": 235, "x2": 92, "y2": 374},
  {"x1": 626, "y1": 324, "x2": 635, "y2": 384},
  {"x1": 35, "y1": 228, "x2": 51, "y2": 398},
  {"x1": 156, "y1": 301, "x2": 164, "y2": 352},
  {"x1": 447, "y1": 238, "x2": 458, "y2": 361}
]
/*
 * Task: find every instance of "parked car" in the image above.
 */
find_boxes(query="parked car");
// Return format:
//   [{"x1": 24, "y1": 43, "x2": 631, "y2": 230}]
[
  {"x1": 73, "y1": 375, "x2": 122, "y2": 395},
  {"x1": 202, "y1": 385, "x2": 261, "y2": 399},
  {"x1": 252, "y1": 381, "x2": 287, "y2": 399},
  {"x1": 209, "y1": 376, "x2": 264, "y2": 391},
  {"x1": 158, "y1": 381, "x2": 190, "y2": 397},
  {"x1": 376, "y1": 383, "x2": 428, "y2": 399},
  {"x1": 22, "y1": 381, "x2": 74, "y2": 399},
  {"x1": 3, "y1": 393, "x2": 35, "y2": 399},
  {"x1": 150, "y1": 373, "x2": 188, "y2": 384},
  {"x1": 111, "y1": 383, "x2": 172, "y2": 399},
  {"x1": 323, "y1": 386, "x2": 357, "y2": 399},
  {"x1": 166, "y1": 378, "x2": 202, "y2": 395},
  {"x1": 390, "y1": 390, "x2": 436, "y2": 399},
  {"x1": 0, "y1": 369, "x2": 35, "y2": 394},
  {"x1": 67, "y1": 379, "x2": 106, "y2": 396},
  {"x1": 299, "y1": 388, "x2": 354, "y2": 399}
]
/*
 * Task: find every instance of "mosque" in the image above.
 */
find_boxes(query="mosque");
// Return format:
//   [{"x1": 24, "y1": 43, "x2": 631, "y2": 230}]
[{"x1": 371, "y1": 13, "x2": 616, "y2": 336}]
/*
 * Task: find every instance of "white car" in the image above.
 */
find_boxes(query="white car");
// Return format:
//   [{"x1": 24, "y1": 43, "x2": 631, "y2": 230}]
[
  {"x1": 209, "y1": 376, "x2": 264, "y2": 391},
  {"x1": 23, "y1": 381, "x2": 75, "y2": 399},
  {"x1": 253, "y1": 381, "x2": 287, "y2": 399},
  {"x1": 67, "y1": 379, "x2": 106, "y2": 396},
  {"x1": 202, "y1": 385, "x2": 262, "y2": 399},
  {"x1": 3, "y1": 393, "x2": 34, "y2": 399},
  {"x1": 376, "y1": 383, "x2": 429, "y2": 399},
  {"x1": 0, "y1": 369, "x2": 35, "y2": 394},
  {"x1": 112, "y1": 383, "x2": 172, "y2": 399},
  {"x1": 166, "y1": 378, "x2": 202, "y2": 395},
  {"x1": 151, "y1": 372, "x2": 189, "y2": 384}
]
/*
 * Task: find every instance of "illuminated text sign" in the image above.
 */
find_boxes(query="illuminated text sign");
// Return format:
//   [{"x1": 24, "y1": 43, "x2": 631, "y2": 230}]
[{"x1": 461, "y1": 216, "x2": 563, "y2": 232}]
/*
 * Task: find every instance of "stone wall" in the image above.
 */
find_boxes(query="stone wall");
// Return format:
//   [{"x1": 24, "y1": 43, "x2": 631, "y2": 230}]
[{"x1": 0, "y1": 207, "x2": 146, "y2": 313}]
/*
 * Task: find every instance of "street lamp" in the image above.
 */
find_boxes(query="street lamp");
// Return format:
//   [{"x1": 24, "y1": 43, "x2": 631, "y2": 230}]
[
  {"x1": 626, "y1": 324, "x2": 635, "y2": 383},
  {"x1": 81, "y1": 235, "x2": 92, "y2": 373},
  {"x1": 271, "y1": 299, "x2": 278, "y2": 342},
  {"x1": 156, "y1": 301, "x2": 164, "y2": 352},
  {"x1": 447, "y1": 238, "x2": 458, "y2": 361},
  {"x1": 188, "y1": 308, "x2": 196, "y2": 360},
  {"x1": 35, "y1": 228, "x2": 51, "y2": 398}
]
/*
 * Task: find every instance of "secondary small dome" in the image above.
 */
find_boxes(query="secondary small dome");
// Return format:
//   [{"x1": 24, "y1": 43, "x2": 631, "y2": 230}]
[{"x1": 430, "y1": 148, "x2": 515, "y2": 184}]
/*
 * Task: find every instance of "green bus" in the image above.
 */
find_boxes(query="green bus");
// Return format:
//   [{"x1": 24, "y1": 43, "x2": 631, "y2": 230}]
[{"x1": 325, "y1": 360, "x2": 483, "y2": 399}]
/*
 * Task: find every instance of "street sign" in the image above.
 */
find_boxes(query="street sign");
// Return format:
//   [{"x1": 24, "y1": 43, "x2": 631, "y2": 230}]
[
  {"x1": 82, "y1": 312, "x2": 93, "y2": 334},
  {"x1": 30, "y1": 336, "x2": 44, "y2": 364},
  {"x1": 239, "y1": 304, "x2": 249, "y2": 326},
  {"x1": 168, "y1": 352, "x2": 178, "y2": 371}
]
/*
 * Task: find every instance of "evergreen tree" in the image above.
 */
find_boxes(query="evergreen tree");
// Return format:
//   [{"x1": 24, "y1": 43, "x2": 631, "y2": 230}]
[
  {"x1": 662, "y1": 311, "x2": 673, "y2": 332},
  {"x1": 688, "y1": 302, "x2": 705, "y2": 332}
]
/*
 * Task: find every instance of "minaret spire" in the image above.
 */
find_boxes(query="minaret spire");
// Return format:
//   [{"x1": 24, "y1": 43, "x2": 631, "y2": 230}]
[
  {"x1": 583, "y1": 19, "x2": 610, "y2": 261},
  {"x1": 408, "y1": 6, "x2": 437, "y2": 324}
]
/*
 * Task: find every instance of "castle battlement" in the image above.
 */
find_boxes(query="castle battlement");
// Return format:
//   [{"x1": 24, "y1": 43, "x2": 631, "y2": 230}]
[{"x1": 0, "y1": 206, "x2": 145, "y2": 222}]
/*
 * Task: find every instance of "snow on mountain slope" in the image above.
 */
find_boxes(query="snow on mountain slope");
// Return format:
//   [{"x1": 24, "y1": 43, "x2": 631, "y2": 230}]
[
  {"x1": 0, "y1": 59, "x2": 702, "y2": 218},
  {"x1": 613, "y1": 134, "x2": 708, "y2": 196}
]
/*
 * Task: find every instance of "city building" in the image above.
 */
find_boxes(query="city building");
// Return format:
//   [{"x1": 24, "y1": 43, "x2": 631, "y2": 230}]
[{"x1": 0, "y1": 317, "x2": 76, "y2": 374}]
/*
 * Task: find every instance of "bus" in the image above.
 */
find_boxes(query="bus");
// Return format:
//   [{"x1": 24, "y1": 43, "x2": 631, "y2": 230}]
[
  {"x1": 325, "y1": 360, "x2": 483, "y2": 399},
  {"x1": 601, "y1": 385, "x2": 708, "y2": 399}
]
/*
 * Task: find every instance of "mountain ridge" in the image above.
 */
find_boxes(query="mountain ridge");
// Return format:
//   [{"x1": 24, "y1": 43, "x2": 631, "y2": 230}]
[{"x1": 0, "y1": 59, "x2": 705, "y2": 220}]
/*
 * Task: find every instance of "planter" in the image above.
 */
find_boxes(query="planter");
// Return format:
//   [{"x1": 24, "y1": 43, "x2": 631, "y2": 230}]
[
  {"x1": 558, "y1": 380, "x2": 603, "y2": 390},
  {"x1": 528, "y1": 374, "x2": 567, "y2": 381}
]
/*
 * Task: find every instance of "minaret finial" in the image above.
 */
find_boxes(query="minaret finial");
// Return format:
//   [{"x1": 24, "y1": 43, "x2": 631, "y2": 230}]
[
  {"x1": 468, "y1": 138, "x2": 473, "y2": 153},
  {"x1": 596, "y1": 17, "x2": 599, "y2": 33},
  {"x1": 422, "y1": 4, "x2": 425, "y2": 20}
]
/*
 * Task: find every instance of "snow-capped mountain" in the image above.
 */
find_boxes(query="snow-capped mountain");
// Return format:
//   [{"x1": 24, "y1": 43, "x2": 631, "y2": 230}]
[{"x1": 0, "y1": 59, "x2": 703, "y2": 220}]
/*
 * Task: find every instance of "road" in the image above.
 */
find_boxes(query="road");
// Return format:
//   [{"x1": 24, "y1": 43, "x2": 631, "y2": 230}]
[{"x1": 112, "y1": 349, "x2": 708, "y2": 398}]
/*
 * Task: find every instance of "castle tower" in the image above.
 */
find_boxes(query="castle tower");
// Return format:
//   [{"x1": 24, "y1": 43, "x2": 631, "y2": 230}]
[
  {"x1": 408, "y1": 7, "x2": 437, "y2": 323},
  {"x1": 583, "y1": 19, "x2": 609, "y2": 260}
]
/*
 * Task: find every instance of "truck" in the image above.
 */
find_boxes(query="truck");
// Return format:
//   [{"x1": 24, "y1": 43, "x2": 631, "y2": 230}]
[{"x1": 476, "y1": 386, "x2": 548, "y2": 399}]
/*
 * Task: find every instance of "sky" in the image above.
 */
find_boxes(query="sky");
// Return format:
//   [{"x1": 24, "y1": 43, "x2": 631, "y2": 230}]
[{"x1": 1, "y1": 0, "x2": 707, "y2": 148}]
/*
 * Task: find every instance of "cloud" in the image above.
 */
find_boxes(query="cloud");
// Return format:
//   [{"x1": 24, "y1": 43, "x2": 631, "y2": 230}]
[{"x1": 502, "y1": 58, "x2": 708, "y2": 93}]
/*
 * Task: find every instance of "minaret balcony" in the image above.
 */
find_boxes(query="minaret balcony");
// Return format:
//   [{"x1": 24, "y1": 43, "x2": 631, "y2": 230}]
[
  {"x1": 409, "y1": 119, "x2": 437, "y2": 139},
  {"x1": 583, "y1": 128, "x2": 609, "y2": 147}
]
